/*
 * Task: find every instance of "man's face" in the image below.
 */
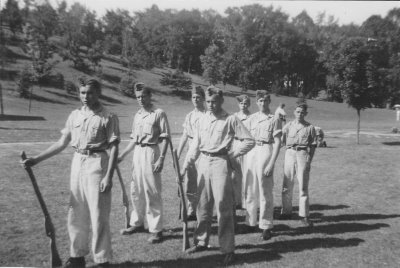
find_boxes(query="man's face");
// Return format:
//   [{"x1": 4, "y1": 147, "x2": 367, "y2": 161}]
[
  {"x1": 80, "y1": 85, "x2": 100, "y2": 109},
  {"x1": 238, "y1": 100, "x2": 249, "y2": 112},
  {"x1": 206, "y1": 94, "x2": 223, "y2": 114},
  {"x1": 136, "y1": 91, "x2": 152, "y2": 109},
  {"x1": 294, "y1": 107, "x2": 307, "y2": 121},
  {"x1": 192, "y1": 93, "x2": 204, "y2": 108},
  {"x1": 256, "y1": 97, "x2": 270, "y2": 112}
]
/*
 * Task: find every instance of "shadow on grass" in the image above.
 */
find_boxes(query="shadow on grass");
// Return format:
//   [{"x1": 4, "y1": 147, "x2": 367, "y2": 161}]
[
  {"x1": 0, "y1": 114, "x2": 46, "y2": 121},
  {"x1": 112, "y1": 250, "x2": 281, "y2": 267},
  {"x1": 314, "y1": 213, "x2": 400, "y2": 223},
  {"x1": 275, "y1": 222, "x2": 389, "y2": 236},
  {"x1": 274, "y1": 204, "x2": 350, "y2": 211},
  {"x1": 29, "y1": 93, "x2": 66, "y2": 104},
  {"x1": 111, "y1": 237, "x2": 363, "y2": 267},
  {"x1": 0, "y1": 69, "x2": 18, "y2": 80},
  {"x1": 100, "y1": 94, "x2": 122, "y2": 104},
  {"x1": 45, "y1": 89, "x2": 79, "y2": 101},
  {"x1": 382, "y1": 141, "x2": 400, "y2": 146},
  {"x1": 102, "y1": 73, "x2": 121, "y2": 84}
]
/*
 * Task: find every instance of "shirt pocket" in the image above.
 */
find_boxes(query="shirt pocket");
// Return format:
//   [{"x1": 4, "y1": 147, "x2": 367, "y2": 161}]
[
  {"x1": 259, "y1": 124, "x2": 273, "y2": 141},
  {"x1": 143, "y1": 122, "x2": 154, "y2": 135}
]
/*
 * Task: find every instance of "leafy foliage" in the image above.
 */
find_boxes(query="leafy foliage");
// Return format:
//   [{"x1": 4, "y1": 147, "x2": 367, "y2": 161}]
[
  {"x1": 119, "y1": 72, "x2": 137, "y2": 98},
  {"x1": 159, "y1": 70, "x2": 192, "y2": 91}
]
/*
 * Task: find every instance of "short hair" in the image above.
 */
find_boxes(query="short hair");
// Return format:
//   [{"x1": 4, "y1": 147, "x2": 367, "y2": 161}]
[
  {"x1": 206, "y1": 86, "x2": 223, "y2": 99},
  {"x1": 236, "y1": 94, "x2": 250, "y2": 105},
  {"x1": 296, "y1": 102, "x2": 308, "y2": 112},
  {"x1": 255, "y1": 90, "x2": 270, "y2": 101},
  {"x1": 192, "y1": 85, "x2": 205, "y2": 98},
  {"x1": 78, "y1": 77, "x2": 101, "y2": 94},
  {"x1": 135, "y1": 82, "x2": 151, "y2": 96}
]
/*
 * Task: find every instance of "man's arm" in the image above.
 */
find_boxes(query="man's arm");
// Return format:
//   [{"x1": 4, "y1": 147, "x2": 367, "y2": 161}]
[
  {"x1": 153, "y1": 138, "x2": 168, "y2": 173},
  {"x1": 100, "y1": 141, "x2": 118, "y2": 192},
  {"x1": 21, "y1": 134, "x2": 71, "y2": 167},
  {"x1": 264, "y1": 135, "x2": 282, "y2": 177},
  {"x1": 177, "y1": 132, "x2": 188, "y2": 159},
  {"x1": 118, "y1": 139, "x2": 136, "y2": 162}
]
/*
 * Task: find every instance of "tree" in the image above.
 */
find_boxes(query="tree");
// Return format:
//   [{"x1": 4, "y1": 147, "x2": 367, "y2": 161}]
[
  {"x1": 334, "y1": 38, "x2": 382, "y2": 144},
  {"x1": 1, "y1": 0, "x2": 23, "y2": 34},
  {"x1": 29, "y1": 2, "x2": 58, "y2": 39},
  {"x1": 200, "y1": 44, "x2": 223, "y2": 85}
]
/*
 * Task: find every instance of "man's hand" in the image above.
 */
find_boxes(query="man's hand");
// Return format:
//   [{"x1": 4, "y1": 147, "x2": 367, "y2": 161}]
[
  {"x1": 20, "y1": 157, "x2": 37, "y2": 168},
  {"x1": 264, "y1": 163, "x2": 274, "y2": 177},
  {"x1": 153, "y1": 157, "x2": 164, "y2": 173},
  {"x1": 100, "y1": 177, "x2": 112, "y2": 192}
]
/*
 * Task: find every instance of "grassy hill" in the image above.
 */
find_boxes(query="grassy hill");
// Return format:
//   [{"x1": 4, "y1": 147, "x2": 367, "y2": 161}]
[
  {"x1": 1, "y1": 43, "x2": 399, "y2": 144},
  {"x1": 1, "y1": 44, "x2": 400, "y2": 267}
]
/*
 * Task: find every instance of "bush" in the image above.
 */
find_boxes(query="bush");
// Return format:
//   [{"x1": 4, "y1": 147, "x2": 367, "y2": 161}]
[
  {"x1": 64, "y1": 81, "x2": 78, "y2": 95},
  {"x1": 159, "y1": 70, "x2": 192, "y2": 91},
  {"x1": 119, "y1": 73, "x2": 137, "y2": 98},
  {"x1": 17, "y1": 65, "x2": 33, "y2": 98},
  {"x1": 42, "y1": 72, "x2": 64, "y2": 89},
  {"x1": 391, "y1": 127, "x2": 398, "y2": 134}
]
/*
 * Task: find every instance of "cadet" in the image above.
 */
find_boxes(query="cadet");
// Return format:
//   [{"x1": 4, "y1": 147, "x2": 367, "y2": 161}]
[
  {"x1": 119, "y1": 83, "x2": 170, "y2": 243},
  {"x1": 315, "y1": 126, "x2": 327, "y2": 147},
  {"x1": 231, "y1": 94, "x2": 251, "y2": 209},
  {"x1": 274, "y1": 103, "x2": 287, "y2": 125},
  {"x1": 21, "y1": 78, "x2": 120, "y2": 268},
  {"x1": 177, "y1": 85, "x2": 206, "y2": 221},
  {"x1": 181, "y1": 87, "x2": 255, "y2": 265},
  {"x1": 280, "y1": 103, "x2": 317, "y2": 227},
  {"x1": 243, "y1": 90, "x2": 282, "y2": 240}
]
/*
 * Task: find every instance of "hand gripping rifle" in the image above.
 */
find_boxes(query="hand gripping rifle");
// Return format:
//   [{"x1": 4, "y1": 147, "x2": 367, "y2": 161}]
[
  {"x1": 21, "y1": 151, "x2": 62, "y2": 268},
  {"x1": 168, "y1": 140, "x2": 190, "y2": 251},
  {"x1": 115, "y1": 165, "x2": 130, "y2": 228}
]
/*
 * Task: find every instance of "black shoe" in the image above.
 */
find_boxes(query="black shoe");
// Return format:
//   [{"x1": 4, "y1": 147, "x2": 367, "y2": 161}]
[
  {"x1": 96, "y1": 262, "x2": 109, "y2": 268},
  {"x1": 221, "y1": 252, "x2": 235, "y2": 266},
  {"x1": 261, "y1": 229, "x2": 272, "y2": 240},
  {"x1": 148, "y1": 231, "x2": 163, "y2": 243},
  {"x1": 239, "y1": 224, "x2": 258, "y2": 234},
  {"x1": 187, "y1": 212, "x2": 197, "y2": 221},
  {"x1": 120, "y1": 225, "x2": 146, "y2": 235},
  {"x1": 185, "y1": 244, "x2": 209, "y2": 254},
  {"x1": 299, "y1": 217, "x2": 313, "y2": 227},
  {"x1": 64, "y1": 257, "x2": 85, "y2": 268},
  {"x1": 279, "y1": 213, "x2": 292, "y2": 220}
]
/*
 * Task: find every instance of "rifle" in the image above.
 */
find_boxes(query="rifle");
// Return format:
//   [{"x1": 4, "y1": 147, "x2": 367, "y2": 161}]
[
  {"x1": 115, "y1": 165, "x2": 130, "y2": 228},
  {"x1": 21, "y1": 151, "x2": 62, "y2": 268},
  {"x1": 168, "y1": 140, "x2": 190, "y2": 251}
]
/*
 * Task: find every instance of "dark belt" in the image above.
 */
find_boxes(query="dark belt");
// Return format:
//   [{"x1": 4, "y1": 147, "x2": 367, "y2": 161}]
[
  {"x1": 75, "y1": 148, "x2": 105, "y2": 155},
  {"x1": 187, "y1": 136, "x2": 193, "y2": 139},
  {"x1": 201, "y1": 151, "x2": 227, "y2": 157},
  {"x1": 135, "y1": 142, "x2": 157, "y2": 147},
  {"x1": 255, "y1": 140, "x2": 272, "y2": 146},
  {"x1": 287, "y1": 146, "x2": 308, "y2": 151}
]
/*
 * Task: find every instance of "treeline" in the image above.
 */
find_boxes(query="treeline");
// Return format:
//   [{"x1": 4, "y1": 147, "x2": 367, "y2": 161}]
[{"x1": 2, "y1": 0, "x2": 400, "y2": 107}]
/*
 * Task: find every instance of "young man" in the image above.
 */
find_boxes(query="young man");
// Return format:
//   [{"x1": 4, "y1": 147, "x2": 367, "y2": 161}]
[
  {"x1": 231, "y1": 95, "x2": 252, "y2": 209},
  {"x1": 274, "y1": 103, "x2": 287, "y2": 125},
  {"x1": 280, "y1": 103, "x2": 317, "y2": 227},
  {"x1": 118, "y1": 83, "x2": 170, "y2": 243},
  {"x1": 243, "y1": 90, "x2": 282, "y2": 240},
  {"x1": 177, "y1": 85, "x2": 206, "y2": 221},
  {"x1": 181, "y1": 86, "x2": 255, "y2": 265},
  {"x1": 21, "y1": 78, "x2": 120, "y2": 268}
]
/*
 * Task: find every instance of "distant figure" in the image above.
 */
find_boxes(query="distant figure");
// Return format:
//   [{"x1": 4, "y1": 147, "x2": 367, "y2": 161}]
[
  {"x1": 394, "y1": 105, "x2": 400, "y2": 121},
  {"x1": 315, "y1": 126, "x2": 327, "y2": 147},
  {"x1": 275, "y1": 103, "x2": 287, "y2": 125}
]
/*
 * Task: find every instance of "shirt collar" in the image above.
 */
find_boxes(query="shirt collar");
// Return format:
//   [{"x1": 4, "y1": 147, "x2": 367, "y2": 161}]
[
  {"x1": 207, "y1": 109, "x2": 229, "y2": 122},
  {"x1": 80, "y1": 104, "x2": 104, "y2": 117}
]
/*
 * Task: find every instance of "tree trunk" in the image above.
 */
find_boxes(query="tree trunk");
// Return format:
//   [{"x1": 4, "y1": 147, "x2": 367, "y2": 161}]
[
  {"x1": 28, "y1": 86, "x2": 34, "y2": 113},
  {"x1": 357, "y1": 109, "x2": 361, "y2": 145}
]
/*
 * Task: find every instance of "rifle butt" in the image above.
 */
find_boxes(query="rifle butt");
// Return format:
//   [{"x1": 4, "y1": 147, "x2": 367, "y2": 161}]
[{"x1": 50, "y1": 237, "x2": 62, "y2": 267}]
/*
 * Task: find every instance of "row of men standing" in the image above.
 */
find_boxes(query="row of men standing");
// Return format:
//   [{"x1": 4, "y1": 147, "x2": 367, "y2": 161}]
[{"x1": 21, "y1": 78, "x2": 317, "y2": 267}]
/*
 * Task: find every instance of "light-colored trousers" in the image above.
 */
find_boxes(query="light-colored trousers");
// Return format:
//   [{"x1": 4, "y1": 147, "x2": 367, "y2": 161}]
[
  {"x1": 244, "y1": 144, "x2": 274, "y2": 230},
  {"x1": 194, "y1": 154, "x2": 235, "y2": 254},
  {"x1": 281, "y1": 148, "x2": 311, "y2": 217},
  {"x1": 185, "y1": 139, "x2": 198, "y2": 215},
  {"x1": 68, "y1": 152, "x2": 112, "y2": 264},
  {"x1": 230, "y1": 139, "x2": 245, "y2": 207},
  {"x1": 129, "y1": 145, "x2": 163, "y2": 233}
]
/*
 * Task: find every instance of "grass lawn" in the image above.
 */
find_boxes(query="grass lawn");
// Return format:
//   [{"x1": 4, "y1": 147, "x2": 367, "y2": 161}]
[{"x1": 1, "y1": 45, "x2": 400, "y2": 267}]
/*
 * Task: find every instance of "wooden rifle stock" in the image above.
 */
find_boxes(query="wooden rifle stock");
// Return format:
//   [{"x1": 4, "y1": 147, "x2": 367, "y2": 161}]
[
  {"x1": 116, "y1": 165, "x2": 130, "y2": 228},
  {"x1": 168, "y1": 140, "x2": 190, "y2": 251},
  {"x1": 21, "y1": 151, "x2": 62, "y2": 268}
]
